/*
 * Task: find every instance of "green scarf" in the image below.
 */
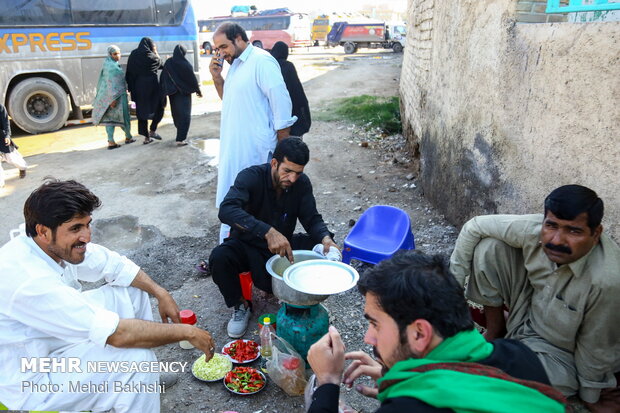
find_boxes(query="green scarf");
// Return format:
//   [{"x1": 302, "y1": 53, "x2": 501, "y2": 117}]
[{"x1": 377, "y1": 329, "x2": 565, "y2": 413}]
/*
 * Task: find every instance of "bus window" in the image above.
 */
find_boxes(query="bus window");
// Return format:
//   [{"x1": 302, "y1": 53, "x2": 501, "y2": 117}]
[
  {"x1": 0, "y1": 0, "x2": 71, "y2": 26},
  {"x1": 155, "y1": 0, "x2": 175, "y2": 25},
  {"x1": 172, "y1": 0, "x2": 188, "y2": 24},
  {"x1": 71, "y1": 0, "x2": 155, "y2": 25}
]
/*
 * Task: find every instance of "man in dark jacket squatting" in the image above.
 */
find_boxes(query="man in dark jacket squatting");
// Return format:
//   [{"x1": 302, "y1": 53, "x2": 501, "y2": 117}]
[{"x1": 209, "y1": 137, "x2": 338, "y2": 338}]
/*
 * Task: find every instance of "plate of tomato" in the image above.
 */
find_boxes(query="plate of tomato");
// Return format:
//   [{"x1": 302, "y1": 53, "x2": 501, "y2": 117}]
[
  {"x1": 224, "y1": 366, "x2": 266, "y2": 395},
  {"x1": 222, "y1": 339, "x2": 261, "y2": 363}
]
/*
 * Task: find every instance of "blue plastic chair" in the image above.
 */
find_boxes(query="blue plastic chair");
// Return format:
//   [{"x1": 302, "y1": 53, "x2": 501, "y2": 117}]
[{"x1": 342, "y1": 205, "x2": 415, "y2": 265}]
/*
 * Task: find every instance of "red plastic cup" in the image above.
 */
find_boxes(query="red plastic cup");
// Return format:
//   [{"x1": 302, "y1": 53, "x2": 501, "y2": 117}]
[{"x1": 239, "y1": 271, "x2": 253, "y2": 301}]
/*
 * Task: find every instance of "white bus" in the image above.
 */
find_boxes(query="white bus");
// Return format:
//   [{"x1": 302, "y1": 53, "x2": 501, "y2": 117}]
[
  {"x1": 198, "y1": 9, "x2": 312, "y2": 54},
  {"x1": 0, "y1": 0, "x2": 199, "y2": 134}
]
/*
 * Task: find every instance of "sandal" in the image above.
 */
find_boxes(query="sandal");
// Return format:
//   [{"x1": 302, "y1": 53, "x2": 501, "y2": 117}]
[
  {"x1": 125, "y1": 137, "x2": 136, "y2": 144},
  {"x1": 176, "y1": 141, "x2": 188, "y2": 146},
  {"x1": 149, "y1": 131, "x2": 162, "y2": 140},
  {"x1": 107, "y1": 143, "x2": 121, "y2": 150},
  {"x1": 195, "y1": 260, "x2": 210, "y2": 275},
  {"x1": 143, "y1": 138, "x2": 153, "y2": 144}
]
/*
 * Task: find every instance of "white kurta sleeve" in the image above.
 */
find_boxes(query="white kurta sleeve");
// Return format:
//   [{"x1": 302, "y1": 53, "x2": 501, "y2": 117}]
[
  {"x1": 9, "y1": 274, "x2": 120, "y2": 347},
  {"x1": 256, "y1": 56, "x2": 297, "y2": 130},
  {"x1": 73, "y1": 243, "x2": 139, "y2": 287}
]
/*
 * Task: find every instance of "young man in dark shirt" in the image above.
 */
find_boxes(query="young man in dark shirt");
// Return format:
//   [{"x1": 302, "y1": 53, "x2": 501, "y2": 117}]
[
  {"x1": 209, "y1": 137, "x2": 338, "y2": 338},
  {"x1": 307, "y1": 251, "x2": 568, "y2": 413}
]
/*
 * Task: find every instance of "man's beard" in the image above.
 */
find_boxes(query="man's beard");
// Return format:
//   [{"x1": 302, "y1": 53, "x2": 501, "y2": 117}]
[
  {"x1": 228, "y1": 40, "x2": 242, "y2": 63},
  {"x1": 373, "y1": 336, "x2": 417, "y2": 372},
  {"x1": 49, "y1": 235, "x2": 86, "y2": 264},
  {"x1": 272, "y1": 170, "x2": 291, "y2": 190}
]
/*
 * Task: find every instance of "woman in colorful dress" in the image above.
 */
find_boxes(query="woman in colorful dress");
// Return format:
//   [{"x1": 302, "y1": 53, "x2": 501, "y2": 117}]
[{"x1": 92, "y1": 45, "x2": 134, "y2": 149}]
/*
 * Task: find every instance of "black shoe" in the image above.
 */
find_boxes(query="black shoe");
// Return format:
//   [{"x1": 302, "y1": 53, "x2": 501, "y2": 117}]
[{"x1": 149, "y1": 131, "x2": 162, "y2": 140}]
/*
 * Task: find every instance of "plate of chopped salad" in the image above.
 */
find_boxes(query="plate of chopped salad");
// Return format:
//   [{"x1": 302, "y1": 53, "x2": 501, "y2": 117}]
[
  {"x1": 222, "y1": 339, "x2": 260, "y2": 363},
  {"x1": 224, "y1": 366, "x2": 266, "y2": 395},
  {"x1": 192, "y1": 353, "x2": 233, "y2": 382}
]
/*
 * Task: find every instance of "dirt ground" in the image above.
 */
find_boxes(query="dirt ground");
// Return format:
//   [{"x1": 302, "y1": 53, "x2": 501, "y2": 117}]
[{"x1": 0, "y1": 48, "x2": 587, "y2": 412}]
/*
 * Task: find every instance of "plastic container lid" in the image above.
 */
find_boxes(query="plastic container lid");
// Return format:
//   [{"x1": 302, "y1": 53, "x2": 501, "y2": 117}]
[{"x1": 180, "y1": 309, "x2": 197, "y2": 325}]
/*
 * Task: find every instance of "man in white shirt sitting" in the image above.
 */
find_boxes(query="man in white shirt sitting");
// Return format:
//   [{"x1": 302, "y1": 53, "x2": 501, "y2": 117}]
[{"x1": 0, "y1": 179, "x2": 215, "y2": 413}]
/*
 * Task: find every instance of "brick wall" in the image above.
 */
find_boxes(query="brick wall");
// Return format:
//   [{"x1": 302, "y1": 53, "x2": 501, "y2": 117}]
[
  {"x1": 516, "y1": 0, "x2": 568, "y2": 23},
  {"x1": 399, "y1": 0, "x2": 434, "y2": 163}
]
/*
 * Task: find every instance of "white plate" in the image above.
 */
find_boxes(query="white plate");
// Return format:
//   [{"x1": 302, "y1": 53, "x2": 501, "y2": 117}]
[
  {"x1": 222, "y1": 339, "x2": 261, "y2": 364},
  {"x1": 191, "y1": 353, "x2": 232, "y2": 382},
  {"x1": 283, "y1": 260, "x2": 359, "y2": 295},
  {"x1": 223, "y1": 367, "x2": 267, "y2": 395}
]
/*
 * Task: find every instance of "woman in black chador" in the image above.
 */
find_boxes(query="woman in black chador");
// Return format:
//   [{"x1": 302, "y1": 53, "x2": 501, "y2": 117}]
[
  {"x1": 160, "y1": 45, "x2": 202, "y2": 146},
  {"x1": 270, "y1": 42, "x2": 311, "y2": 138},
  {"x1": 126, "y1": 37, "x2": 164, "y2": 144}
]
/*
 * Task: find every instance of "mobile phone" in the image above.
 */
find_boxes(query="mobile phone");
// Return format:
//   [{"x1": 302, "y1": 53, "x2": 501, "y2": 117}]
[{"x1": 214, "y1": 50, "x2": 223, "y2": 67}]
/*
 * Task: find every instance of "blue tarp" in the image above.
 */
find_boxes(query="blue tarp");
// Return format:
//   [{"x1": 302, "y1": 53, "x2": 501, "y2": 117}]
[
  {"x1": 258, "y1": 8, "x2": 291, "y2": 16},
  {"x1": 231, "y1": 5, "x2": 253, "y2": 14}
]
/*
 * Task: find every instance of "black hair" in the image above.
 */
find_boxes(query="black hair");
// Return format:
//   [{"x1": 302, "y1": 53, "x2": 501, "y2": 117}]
[
  {"x1": 357, "y1": 250, "x2": 473, "y2": 339},
  {"x1": 272, "y1": 137, "x2": 309, "y2": 166},
  {"x1": 215, "y1": 22, "x2": 249, "y2": 43},
  {"x1": 544, "y1": 184, "x2": 603, "y2": 232},
  {"x1": 24, "y1": 179, "x2": 101, "y2": 237}
]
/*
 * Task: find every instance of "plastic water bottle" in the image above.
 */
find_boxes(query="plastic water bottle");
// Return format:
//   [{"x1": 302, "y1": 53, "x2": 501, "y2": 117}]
[{"x1": 260, "y1": 317, "x2": 275, "y2": 358}]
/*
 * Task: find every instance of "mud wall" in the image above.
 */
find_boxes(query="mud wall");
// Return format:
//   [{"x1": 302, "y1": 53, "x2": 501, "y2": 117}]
[{"x1": 400, "y1": 0, "x2": 620, "y2": 240}]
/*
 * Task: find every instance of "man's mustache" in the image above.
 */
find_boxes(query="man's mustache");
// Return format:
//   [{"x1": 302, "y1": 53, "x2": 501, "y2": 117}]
[{"x1": 545, "y1": 242, "x2": 572, "y2": 254}]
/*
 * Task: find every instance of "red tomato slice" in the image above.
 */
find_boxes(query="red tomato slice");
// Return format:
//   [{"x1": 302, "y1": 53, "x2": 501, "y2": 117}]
[{"x1": 282, "y1": 357, "x2": 301, "y2": 370}]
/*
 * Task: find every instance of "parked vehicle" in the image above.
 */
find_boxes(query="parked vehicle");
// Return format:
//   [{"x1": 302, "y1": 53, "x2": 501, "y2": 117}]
[
  {"x1": 198, "y1": 8, "x2": 312, "y2": 53},
  {"x1": 311, "y1": 15, "x2": 331, "y2": 46},
  {"x1": 0, "y1": 0, "x2": 199, "y2": 134},
  {"x1": 327, "y1": 22, "x2": 406, "y2": 54}
]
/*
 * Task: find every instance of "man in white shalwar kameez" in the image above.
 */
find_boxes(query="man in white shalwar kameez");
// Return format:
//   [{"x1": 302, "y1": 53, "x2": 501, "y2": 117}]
[
  {"x1": 210, "y1": 22, "x2": 297, "y2": 243},
  {"x1": 0, "y1": 180, "x2": 216, "y2": 412}
]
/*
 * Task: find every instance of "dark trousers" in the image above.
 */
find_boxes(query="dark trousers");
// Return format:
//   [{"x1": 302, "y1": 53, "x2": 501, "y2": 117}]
[
  {"x1": 209, "y1": 234, "x2": 315, "y2": 308},
  {"x1": 169, "y1": 93, "x2": 192, "y2": 142},
  {"x1": 137, "y1": 104, "x2": 164, "y2": 138}
]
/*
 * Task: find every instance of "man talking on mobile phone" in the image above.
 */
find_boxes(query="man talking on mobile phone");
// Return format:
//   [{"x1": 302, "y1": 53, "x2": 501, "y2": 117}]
[{"x1": 209, "y1": 22, "x2": 297, "y2": 244}]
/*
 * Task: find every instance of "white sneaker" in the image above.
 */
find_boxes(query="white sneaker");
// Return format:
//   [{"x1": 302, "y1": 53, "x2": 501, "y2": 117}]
[{"x1": 227, "y1": 303, "x2": 251, "y2": 338}]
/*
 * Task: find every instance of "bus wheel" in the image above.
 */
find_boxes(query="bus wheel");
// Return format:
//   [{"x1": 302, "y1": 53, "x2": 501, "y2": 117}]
[
  {"x1": 252, "y1": 41, "x2": 263, "y2": 49},
  {"x1": 392, "y1": 42, "x2": 403, "y2": 53},
  {"x1": 343, "y1": 42, "x2": 356, "y2": 54},
  {"x1": 8, "y1": 77, "x2": 70, "y2": 134},
  {"x1": 202, "y1": 42, "x2": 212, "y2": 55}
]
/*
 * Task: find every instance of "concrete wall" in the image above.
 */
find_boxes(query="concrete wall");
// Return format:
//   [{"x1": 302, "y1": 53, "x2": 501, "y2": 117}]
[{"x1": 400, "y1": 0, "x2": 620, "y2": 241}]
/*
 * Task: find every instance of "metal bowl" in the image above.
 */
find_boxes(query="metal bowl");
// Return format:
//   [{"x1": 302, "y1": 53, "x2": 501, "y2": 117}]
[{"x1": 265, "y1": 250, "x2": 329, "y2": 306}]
